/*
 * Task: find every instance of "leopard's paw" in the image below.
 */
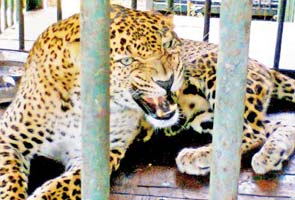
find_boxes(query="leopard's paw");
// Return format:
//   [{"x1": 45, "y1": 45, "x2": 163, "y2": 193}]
[
  {"x1": 252, "y1": 126, "x2": 295, "y2": 174},
  {"x1": 176, "y1": 146, "x2": 211, "y2": 175},
  {"x1": 252, "y1": 142, "x2": 285, "y2": 174}
]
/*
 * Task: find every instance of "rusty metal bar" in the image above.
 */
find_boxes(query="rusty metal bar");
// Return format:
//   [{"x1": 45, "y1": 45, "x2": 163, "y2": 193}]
[
  {"x1": 16, "y1": 0, "x2": 24, "y2": 50},
  {"x1": 57, "y1": 0, "x2": 62, "y2": 21},
  {"x1": 209, "y1": 0, "x2": 252, "y2": 199},
  {"x1": 274, "y1": 0, "x2": 287, "y2": 69},
  {"x1": 131, "y1": 0, "x2": 137, "y2": 9},
  {"x1": 81, "y1": 0, "x2": 110, "y2": 199},
  {"x1": 203, "y1": 0, "x2": 211, "y2": 42},
  {"x1": 166, "y1": 0, "x2": 173, "y2": 12}
]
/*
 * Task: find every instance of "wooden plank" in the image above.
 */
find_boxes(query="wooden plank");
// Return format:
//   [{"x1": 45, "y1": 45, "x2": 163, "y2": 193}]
[{"x1": 112, "y1": 165, "x2": 295, "y2": 199}]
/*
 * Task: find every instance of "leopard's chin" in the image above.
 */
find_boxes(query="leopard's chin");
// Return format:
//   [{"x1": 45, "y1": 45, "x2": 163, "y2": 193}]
[
  {"x1": 145, "y1": 109, "x2": 179, "y2": 128},
  {"x1": 132, "y1": 94, "x2": 179, "y2": 128}
]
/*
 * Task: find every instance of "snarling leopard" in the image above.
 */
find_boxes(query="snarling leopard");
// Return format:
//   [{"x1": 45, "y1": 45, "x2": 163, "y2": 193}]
[{"x1": 0, "y1": 5, "x2": 183, "y2": 199}]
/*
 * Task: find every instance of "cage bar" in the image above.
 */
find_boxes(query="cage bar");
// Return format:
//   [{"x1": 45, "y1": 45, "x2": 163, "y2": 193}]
[
  {"x1": 131, "y1": 0, "x2": 137, "y2": 9},
  {"x1": 9, "y1": 0, "x2": 14, "y2": 26},
  {"x1": 274, "y1": 0, "x2": 287, "y2": 69},
  {"x1": 209, "y1": 0, "x2": 252, "y2": 199},
  {"x1": 81, "y1": 1, "x2": 110, "y2": 199},
  {"x1": 203, "y1": 0, "x2": 211, "y2": 42},
  {"x1": 57, "y1": 0, "x2": 62, "y2": 21},
  {"x1": 4, "y1": 0, "x2": 8, "y2": 29},
  {"x1": 16, "y1": 0, "x2": 24, "y2": 50}
]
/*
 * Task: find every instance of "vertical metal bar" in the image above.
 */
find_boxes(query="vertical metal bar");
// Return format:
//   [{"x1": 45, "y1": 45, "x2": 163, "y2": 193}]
[
  {"x1": 273, "y1": 0, "x2": 286, "y2": 70},
  {"x1": 57, "y1": 0, "x2": 62, "y2": 21},
  {"x1": 7, "y1": 0, "x2": 11, "y2": 26},
  {"x1": 209, "y1": 0, "x2": 252, "y2": 199},
  {"x1": 81, "y1": 1, "x2": 110, "y2": 199},
  {"x1": 203, "y1": 0, "x2": 211, "y2": 42},
  {"x1": 15, "y1": 0, "x2": 19, "y2": 22},
  {"x1": 16, "y1": 0, "x2": 24, "y2": 50},
  {"x1": 131, "y1": 0, "x2": 137, "y2": 9},
  {"x1": 4, "y1": 0, "x2": 8, "y2": 29},
  {"x1": 9, "y1": 0, "x2": 14, "y2": 26},
  {"x1": 166, "y1": 0, "x2": 173, "y2": 12}
]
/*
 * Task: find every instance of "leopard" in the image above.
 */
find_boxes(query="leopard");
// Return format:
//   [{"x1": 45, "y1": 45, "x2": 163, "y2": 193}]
[
  {"x1": 139, "y1": 39, "x2": 295, "y2": 176},
  {"x1": 0, "y1": 5, "x2": 184, "y2": 199}
]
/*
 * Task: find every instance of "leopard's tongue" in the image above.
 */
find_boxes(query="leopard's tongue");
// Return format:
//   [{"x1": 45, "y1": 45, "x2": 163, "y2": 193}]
[{"x1": 142, "y1": 96, "x2": 177, "y2": 118}]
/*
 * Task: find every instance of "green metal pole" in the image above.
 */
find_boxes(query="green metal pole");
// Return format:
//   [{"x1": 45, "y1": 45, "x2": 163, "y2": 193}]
[
  {"x1": 209, "y1": 0, "x2": 252, "y2": 199},
  {"x1": 57, "y1": 0, "x2": 62, "y2": 21},
  {"x1": 81, "y1": 1, "x2": 110, "y2": 200},
  {"x1": 166, "y1": 0, "x2": 173, "y2": 12},
  {"x1": 16, "y1": 0, "x2": 24, "y2": 50}
]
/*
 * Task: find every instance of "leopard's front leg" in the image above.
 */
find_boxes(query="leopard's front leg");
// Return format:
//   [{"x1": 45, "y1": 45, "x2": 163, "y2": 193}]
[
  {"x1": 0, "y1": 139, "x2": 30, "y2": 199},
  {"x1": 176, "y1": 118, "x2": 268, "y2": 176},
  {"x1": 110, "y1": 110, "x2": 143, "y2": 172},
  {"x1": 27, "y1": 166, "x2": 81, "y2": 200}
]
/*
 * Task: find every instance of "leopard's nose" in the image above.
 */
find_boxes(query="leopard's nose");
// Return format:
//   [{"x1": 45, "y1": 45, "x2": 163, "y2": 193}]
[{"x1": 155, "y1": 74, "x2": 174, "y2": 91}]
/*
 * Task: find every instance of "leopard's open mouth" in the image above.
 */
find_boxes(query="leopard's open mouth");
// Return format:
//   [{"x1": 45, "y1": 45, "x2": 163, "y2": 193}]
[{"x1": 132, "y1": 94, "x2": 179, "y2": 128}]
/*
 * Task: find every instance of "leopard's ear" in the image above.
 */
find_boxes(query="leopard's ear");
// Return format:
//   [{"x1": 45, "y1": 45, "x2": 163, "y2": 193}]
[
  {"x1": 150, "y1": 10, "x2": 174, "y2": 27},
  {"x1": 66, "y1": 40, "x2": 80, "y2": 64},
  {"x1": 161, "y1": 13, "x2": 174, "y2": 27}
]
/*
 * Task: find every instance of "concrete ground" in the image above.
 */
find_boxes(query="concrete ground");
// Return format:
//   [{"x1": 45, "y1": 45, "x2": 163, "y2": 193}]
[{"x1": 0, "y1": 1, "x2": 294, "y2": 70}]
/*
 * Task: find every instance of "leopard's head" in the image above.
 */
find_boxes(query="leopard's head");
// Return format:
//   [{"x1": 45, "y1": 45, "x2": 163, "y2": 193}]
[{"x1": 110, "y1": 5, "x2": 183, "y2": 128}]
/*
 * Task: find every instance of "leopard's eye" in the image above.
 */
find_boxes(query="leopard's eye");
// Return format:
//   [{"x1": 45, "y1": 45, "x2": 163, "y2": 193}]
[
  {"x1": 163, "y1": 39, "x2": 173, "y2": 49},
  {"x1": 120, "y1": 57, "x2": 134, "y2": 66}
]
